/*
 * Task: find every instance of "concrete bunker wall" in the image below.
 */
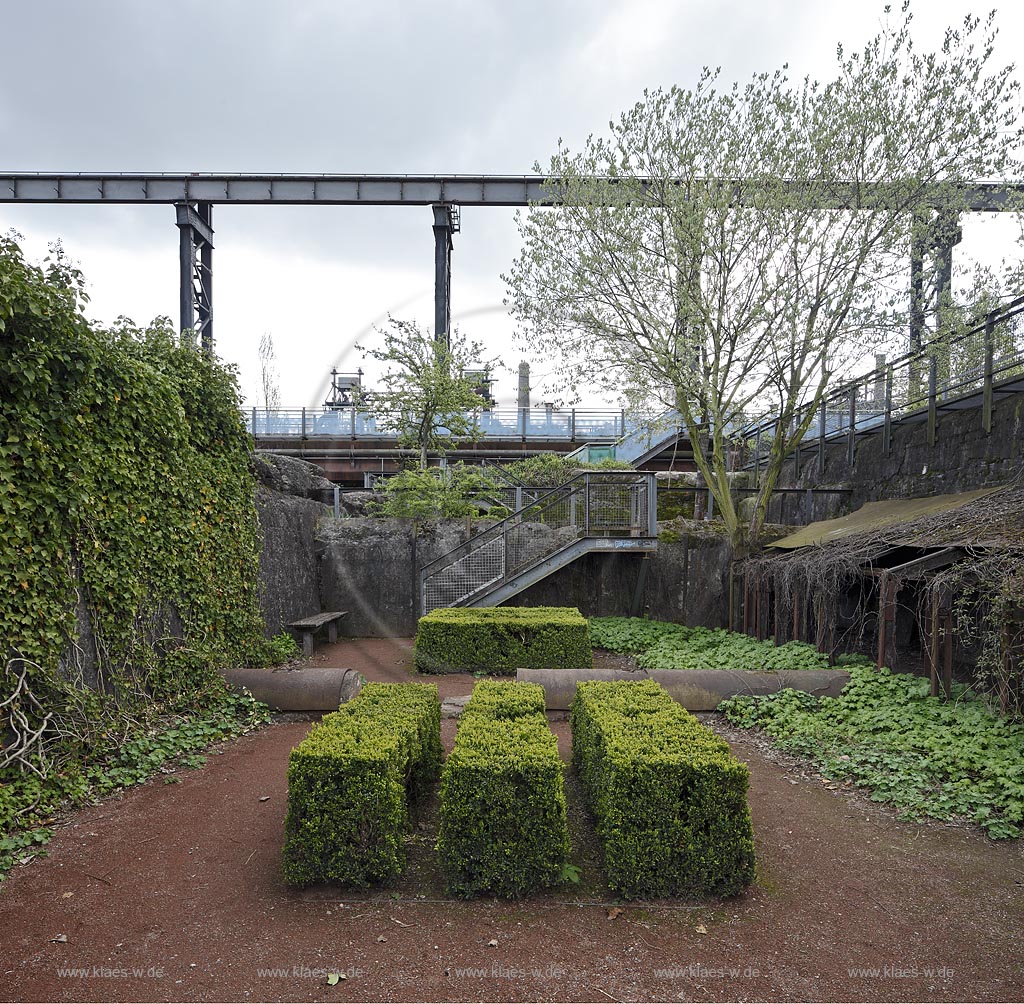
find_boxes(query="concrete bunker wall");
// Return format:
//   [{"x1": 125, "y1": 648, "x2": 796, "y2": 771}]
[{"x1": 771, "y1": 390, "x2": 1024, "y2": 525}]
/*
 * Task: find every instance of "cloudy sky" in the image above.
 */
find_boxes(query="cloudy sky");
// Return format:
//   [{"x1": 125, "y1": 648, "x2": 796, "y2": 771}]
[{"x1": 2, "y1": 0, "x2": 1022, "y2": 409}]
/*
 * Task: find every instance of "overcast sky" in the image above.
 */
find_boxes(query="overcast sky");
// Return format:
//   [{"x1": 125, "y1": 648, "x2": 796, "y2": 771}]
[{"x1": 2, "y1": 0, "x2": 1022, "y2": 409}]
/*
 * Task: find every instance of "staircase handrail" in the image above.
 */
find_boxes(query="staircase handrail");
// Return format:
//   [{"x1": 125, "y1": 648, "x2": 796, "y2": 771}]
[{"x1": 419, "y1": 469, "x2": 647, "y2": 579}]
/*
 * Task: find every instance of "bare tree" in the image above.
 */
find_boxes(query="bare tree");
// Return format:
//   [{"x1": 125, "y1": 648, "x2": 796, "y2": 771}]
[{"x1": 258, "y1": 331, "x2": 280, "y2": 414}]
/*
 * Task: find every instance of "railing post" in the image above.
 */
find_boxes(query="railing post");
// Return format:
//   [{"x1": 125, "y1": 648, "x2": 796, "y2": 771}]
[
  {"x1": 883, "y1": 366, "x2": 893, "y2": 457},
  {"x1": 982, "y1": 310, "x2": 995, "y2": 434},
  {"x1": 301, "y1": 407, "x2": 307, "y2": 439},
  {"x1": 583, "y1": 474, "x2": 590, "y2": 535},
  {"x1": 847, "y1": 385, "x2": 856, "y2": 466},
  {"x1": 519, "y1": 407, "x2": 527, "y2": 438},
  {"x1": 928, "y1": 355, "x2": 938, "y2": 447},
  {"x1": 350, "y1": 404, "x2": 356, "y2": 436},
  {"x1": 647, "y1": 473, "x2": 657, "y2": 537},
  {"x1": 570, "y1": 409, "x2": 576, "y2": 441},
  {"x1": 251, "y1": 406, "x2": 257, "y2": 436},
  {"x1": 818, "y1": 398, "x2": 826, "y2": 475}
]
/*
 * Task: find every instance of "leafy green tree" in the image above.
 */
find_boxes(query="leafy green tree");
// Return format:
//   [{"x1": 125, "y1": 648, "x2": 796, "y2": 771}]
[
  {"x1": 505, "y1": 5, "x2": 1022, "y2": 549},
  {"x1": 358, "y1": 318, "x2": 497, "y2": 469},
  {"x1": 368, "y1": 464, "x2": 502, "y2": 520}
]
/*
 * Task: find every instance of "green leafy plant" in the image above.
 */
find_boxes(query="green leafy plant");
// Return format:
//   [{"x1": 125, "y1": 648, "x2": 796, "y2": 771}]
[
  {"x1": 281, "y1": 683, "x2": 442, "y2": 887},
  {"x1": 588, "y1": 617, "x2": 830, "y2": 672},
  {"x1": 437, "y1": 680, "x2": 569, "y2": 897},
  {"x1": 0, "y1": 235, "x2": 279, "y2": 878},
  {"x1": 720, "y1": 666, "x2": 1024, "y2": 839},
  {"x1": 367, "y1": 464, "x2": 503, "y2": 520},
  {"x1": 572, "y1": 679, "x2": 755, "y2": 898},
  {"x1": 415, "y1": 607, "x2": 592, "y2": 674}
]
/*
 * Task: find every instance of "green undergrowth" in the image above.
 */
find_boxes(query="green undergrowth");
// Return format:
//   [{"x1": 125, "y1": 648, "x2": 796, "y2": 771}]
[
  {"x1": 588, "y1": 617, "x2": 831, "y2": 671},
  {"x1": 0, "y1": 689, "x2": 269, "y2": 877},
  {"x1": 721, "y1": 666, "x2": 1024, "y2": 840}
]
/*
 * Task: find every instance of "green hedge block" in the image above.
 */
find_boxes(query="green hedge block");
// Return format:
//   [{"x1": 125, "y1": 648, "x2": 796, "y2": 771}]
[
  {"x1": 437, "y1": 681, "x2": 569, "y2": 897},
  {"x1": 571, "y1": 680, "x2": 755, "y2": 899},
  {"x1": 282, "y1": 682, "x2": 441, "y2": 887},
  {"x1": 415, "y1": 606, "x2": 592, "y2": 674}
]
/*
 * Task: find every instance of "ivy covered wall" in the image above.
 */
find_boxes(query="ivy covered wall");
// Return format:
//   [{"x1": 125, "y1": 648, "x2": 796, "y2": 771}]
[{"x1": 0, "y1": 236, "x2": 272, "y2": 714}]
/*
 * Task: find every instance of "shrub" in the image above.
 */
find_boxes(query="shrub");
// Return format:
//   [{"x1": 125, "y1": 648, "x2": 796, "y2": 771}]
[
  {"x1": 437, "y1": 680, "x2": 569, "y2": 897},
  {"x1": 571, "y1": 680, "x2": 755, "y2": 898},
  {"x1": 367, "y1": 464, "x2": 504, "y2": 520},
  {"x1": 281, "y1": 682, "x2": 441, "y2": 887},
  {"x1": 415, "y1": 606, "x2": 592, "y2": 674}
]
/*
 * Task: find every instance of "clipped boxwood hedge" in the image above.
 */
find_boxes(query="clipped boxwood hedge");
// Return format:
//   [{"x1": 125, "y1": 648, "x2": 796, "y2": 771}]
[
  {"x1": 415, "y1": 606, "x2": 592, "y2": 674},
  {"x1": 282, "y1": 682, "x2": 442, "y2": 887},
  {"x1": 571, "y1": 680, "x2": 755, "y2": 899},
  {"x1": 437, "y1": 680, "x2": 569, "y2": 897}
]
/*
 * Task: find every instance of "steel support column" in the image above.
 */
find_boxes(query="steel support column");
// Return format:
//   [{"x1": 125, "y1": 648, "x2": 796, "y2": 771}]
[
  {"x1": 431, "y1": 203, "x2": 459, "y2": 348},
  {"x1": 175, "y1": 202, "x2": 214, "y2": 351}
]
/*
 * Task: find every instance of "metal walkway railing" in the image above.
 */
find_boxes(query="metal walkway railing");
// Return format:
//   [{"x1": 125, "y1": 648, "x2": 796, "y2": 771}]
[{"x1": 419, "y1": 471, "x2": 658, "y2": 613}]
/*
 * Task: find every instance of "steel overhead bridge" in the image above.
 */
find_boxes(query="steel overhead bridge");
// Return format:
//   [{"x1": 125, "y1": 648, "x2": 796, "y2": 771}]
[{"x1": 2, "y1": 171, "x2": 1021, "y2": 355}]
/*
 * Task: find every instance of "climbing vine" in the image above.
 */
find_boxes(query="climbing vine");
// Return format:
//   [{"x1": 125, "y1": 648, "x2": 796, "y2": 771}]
[{"x1": 0, "y1": 235, "x2": 279, "y2": 873}]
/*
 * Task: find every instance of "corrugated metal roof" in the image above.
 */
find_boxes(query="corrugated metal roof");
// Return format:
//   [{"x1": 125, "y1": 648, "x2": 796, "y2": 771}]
[{"x1": 767, "y1": 486, "x2": 1005, "y2": 549}]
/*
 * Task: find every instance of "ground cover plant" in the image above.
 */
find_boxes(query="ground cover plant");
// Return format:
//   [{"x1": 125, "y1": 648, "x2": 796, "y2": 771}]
[
  {"x1": 415, "y1": 606, "x2": 592, "y2": 674},
  {"x1": 721, "y1": 666, "x2": 1024, "y2": 839},
  {"x1": 436, "y1": 680, "x2": 569, "y2": 897},
  {"x1": 282, "y1": 682, "x2": 442, "y2": 887},
  {"x1": 572, "y1": 679, "x2": 755, "y2": 898},
  {"x1": 588, "y1": 617, "x2": 830, "y2": 671},
  {"x1": 0, "y1": 237, "x2": 284, "y2": 879}
]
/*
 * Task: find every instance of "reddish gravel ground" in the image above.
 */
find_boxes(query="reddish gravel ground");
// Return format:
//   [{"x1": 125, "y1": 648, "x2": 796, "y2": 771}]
[{"x1": 1, "y1": 636, "x2": 1022, "y2": 1003}]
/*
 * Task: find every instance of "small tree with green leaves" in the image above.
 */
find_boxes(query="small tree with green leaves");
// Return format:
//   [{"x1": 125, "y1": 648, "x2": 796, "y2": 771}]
[{"x1": 358, "y1": 318, "x2": 497, "y2": 469}]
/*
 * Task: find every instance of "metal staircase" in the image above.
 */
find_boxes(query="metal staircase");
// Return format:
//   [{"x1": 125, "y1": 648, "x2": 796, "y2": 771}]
[
  {"x1": 567, "y1": 411, "x2": 685, "y2": 468},
  {"x1": 419, "y1": 471, "x2": 658, "y2": 613}
]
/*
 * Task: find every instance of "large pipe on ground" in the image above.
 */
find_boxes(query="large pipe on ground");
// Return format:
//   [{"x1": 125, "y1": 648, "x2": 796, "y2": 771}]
[
  {"x1": 219, "y1": 666, "x2": 364, "y2": 712},
  {"x1": 517, "y1": 667, "x2": 850, "y2": 712}
]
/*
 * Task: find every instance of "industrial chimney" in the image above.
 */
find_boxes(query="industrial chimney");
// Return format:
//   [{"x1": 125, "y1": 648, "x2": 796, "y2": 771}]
[{"x1": 517, "y1": 362, "x2": 531, "y2": 410}]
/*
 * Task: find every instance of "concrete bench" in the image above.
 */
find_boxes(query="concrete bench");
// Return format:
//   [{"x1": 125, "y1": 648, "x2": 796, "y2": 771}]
[{"x1": 288, "y1": 611, "x2": 348, "y2": 657}]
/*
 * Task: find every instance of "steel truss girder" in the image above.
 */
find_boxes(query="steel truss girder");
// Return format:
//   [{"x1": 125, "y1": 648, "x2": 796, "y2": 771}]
[{"x1": 1, "y1": 172, "x2": 1021, "y2": 210}]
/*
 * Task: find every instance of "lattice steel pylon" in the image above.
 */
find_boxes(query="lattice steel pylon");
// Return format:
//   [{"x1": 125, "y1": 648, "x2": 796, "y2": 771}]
[{"x1": 175, "y1": 202, "x2": 214, "y2": 351}]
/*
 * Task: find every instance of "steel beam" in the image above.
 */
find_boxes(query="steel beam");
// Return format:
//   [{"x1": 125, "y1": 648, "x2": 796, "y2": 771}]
[
  {"x1": 1, "y1": 172, "x2": 1022, "y2": 210},
  {"x1": 175, "y1": 201, "x2": 213, "y2": 350},
  {"x1": 431, "y1": 204, "x2": 456, "y2": 346}
]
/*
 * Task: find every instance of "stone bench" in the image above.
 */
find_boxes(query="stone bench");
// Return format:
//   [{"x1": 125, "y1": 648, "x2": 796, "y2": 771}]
[{"x1": 287, "y1": 611, "x2": 348, "y2": 657}]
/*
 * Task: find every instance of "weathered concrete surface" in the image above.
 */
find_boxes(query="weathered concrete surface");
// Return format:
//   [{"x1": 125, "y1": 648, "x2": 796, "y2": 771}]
[
  {"x1": 314, "y1": 519, "x2": 732, "y2": 636},
  {"x1": 255, "y1": 487, "x2": 325, "y2": 637},
  {"x1": 517, "y1": 666, "x2": 850, "y2": 711},
  {"x1": 219, "y1": 666, "x2": 363, "y2": 711},
  {"x1": 317, "y1": 518, "x2": 470, "y2": 636},
  {"x1": 509, "y1": 525, "x2": 733, "y2": 628},
  {"x1": 774, "y1": 390, "x2": 1024, "y2": 524}
]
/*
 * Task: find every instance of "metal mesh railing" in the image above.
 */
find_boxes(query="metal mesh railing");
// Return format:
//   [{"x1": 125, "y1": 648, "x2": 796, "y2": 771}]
[{"x1": 419, "y1": 471, "x2": 656, "y2": 613}]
